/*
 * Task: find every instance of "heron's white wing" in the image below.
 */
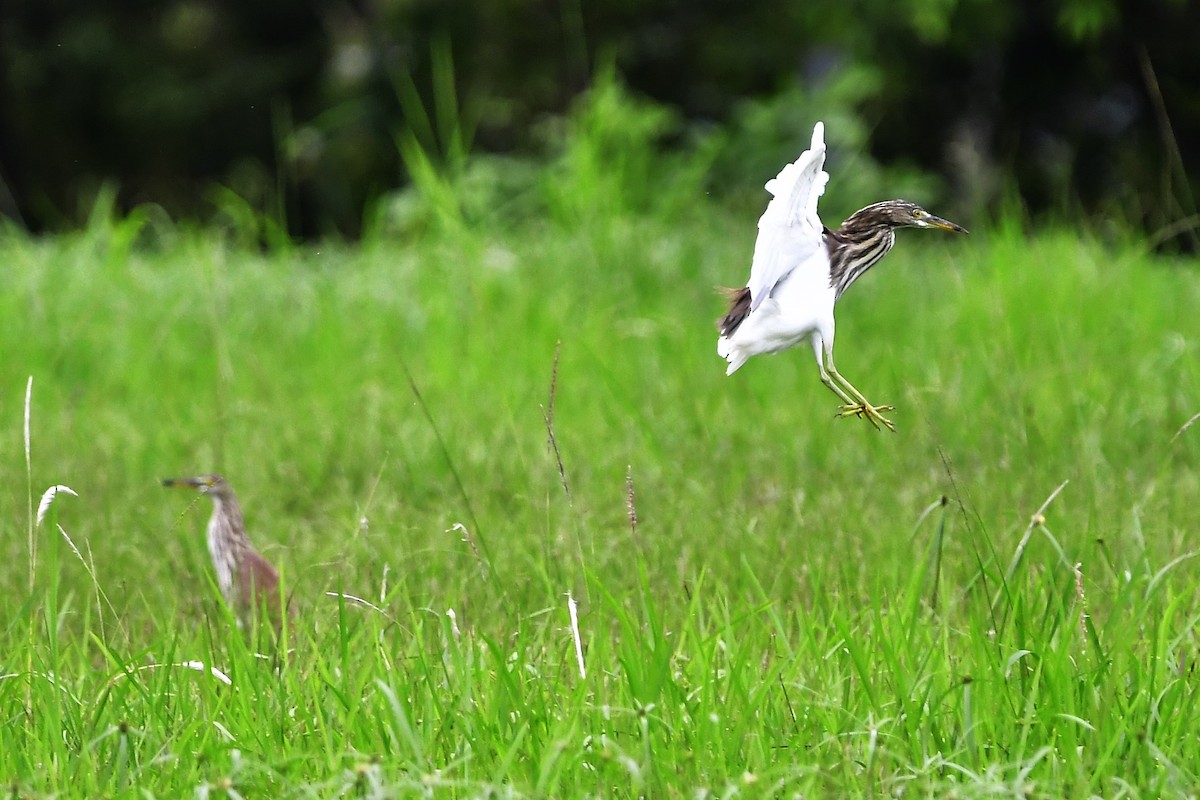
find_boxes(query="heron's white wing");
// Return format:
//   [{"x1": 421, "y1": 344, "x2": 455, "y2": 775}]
[{"x1": 746, "y1": 121, "x2": 829, "y2": 311}]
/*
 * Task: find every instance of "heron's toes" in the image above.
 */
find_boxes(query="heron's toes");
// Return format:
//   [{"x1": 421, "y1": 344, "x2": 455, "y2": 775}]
[{"x1": 837, "y1": 403, "x2": 896, "y2": 432}]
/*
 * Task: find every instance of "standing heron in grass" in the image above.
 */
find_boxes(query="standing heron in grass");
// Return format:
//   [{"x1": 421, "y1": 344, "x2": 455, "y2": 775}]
[
  {"x1": 717, "y1": 121, "x2": 967, "y2": 431},
  {"x1": 163, "y1": 474, "x2": 286, "y2": 627}
]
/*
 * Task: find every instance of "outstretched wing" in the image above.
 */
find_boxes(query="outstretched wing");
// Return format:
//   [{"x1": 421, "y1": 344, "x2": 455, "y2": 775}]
[{"x1": 745, "y1": 121, "x2": 829, "y2": 312}]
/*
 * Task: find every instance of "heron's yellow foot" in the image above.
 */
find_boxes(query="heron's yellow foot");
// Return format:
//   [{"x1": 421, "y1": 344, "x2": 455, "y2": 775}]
[{"x1": 837, "y1": 402, "x2": 896, "y2": 432}]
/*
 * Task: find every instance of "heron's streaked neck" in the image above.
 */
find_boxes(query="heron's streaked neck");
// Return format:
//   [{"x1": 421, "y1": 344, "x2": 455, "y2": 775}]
[
  {"x1": 824, "y1": 221, "x2": 896, "y2": 300},
  {"x1": 206, "y1": 492, "x2": 249, "y2": 604},
  {"x1": 206, "y1": 493, "x2": 250, "y2": 548}
]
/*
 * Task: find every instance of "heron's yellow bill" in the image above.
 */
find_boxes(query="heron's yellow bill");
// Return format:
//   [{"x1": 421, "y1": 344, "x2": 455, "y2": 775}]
[
  {"x1": 162, "y1": 475, "x2": 217, "y2": 490},
  {"x1": 926, "y1": 215, "x2": 968, "y2": 234}
]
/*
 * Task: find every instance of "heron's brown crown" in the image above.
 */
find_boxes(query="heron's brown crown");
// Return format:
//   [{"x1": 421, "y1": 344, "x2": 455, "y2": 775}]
[{"x1": 838, "y1": 200, "x2": 967, "y2": 235}]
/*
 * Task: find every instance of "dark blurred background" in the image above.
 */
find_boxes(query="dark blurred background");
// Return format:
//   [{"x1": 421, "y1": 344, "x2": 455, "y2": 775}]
[{"x1": 1, "y1": 0, "x2": 1197, "y2": 241}]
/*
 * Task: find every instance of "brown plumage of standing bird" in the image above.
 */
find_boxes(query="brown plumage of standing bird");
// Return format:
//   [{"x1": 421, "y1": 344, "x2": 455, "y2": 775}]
[{"x1": 163, "y1": 474, "x2": 287, "y2": 628}]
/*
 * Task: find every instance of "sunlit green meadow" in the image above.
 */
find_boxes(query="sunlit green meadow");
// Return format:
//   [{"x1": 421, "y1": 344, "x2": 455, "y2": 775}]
[{"x1": 3, "y1": 165, "x2": 1200, "y2": 797}]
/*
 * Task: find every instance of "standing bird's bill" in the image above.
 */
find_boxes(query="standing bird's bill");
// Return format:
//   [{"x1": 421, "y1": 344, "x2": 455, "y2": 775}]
[
  {"x1": 163, "y1": 474, "x2": 287, "y2": 633},
  {"x1": 716, "y1": 121, "x2": 967, "y2": 431},
  {"x1": 162, "y1": 475, "x2": 218, "y2": 491}
]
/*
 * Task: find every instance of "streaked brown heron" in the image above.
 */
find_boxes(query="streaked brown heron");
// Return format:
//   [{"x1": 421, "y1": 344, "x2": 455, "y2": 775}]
[
  {"x1": 163, "y1": 474, "x2": 285, "y2": 627},
  {"x1": 717, "y1": 121, "x2": 967, "y2": 431}
]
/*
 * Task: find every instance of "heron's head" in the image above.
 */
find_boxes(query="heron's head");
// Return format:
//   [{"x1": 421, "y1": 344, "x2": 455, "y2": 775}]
[
  {"x1": 162, "y1": 474, "x2": 230, "y2": 496},
  {"x1": 869, "y1": 200, "x2": 968, "y2": 233}
]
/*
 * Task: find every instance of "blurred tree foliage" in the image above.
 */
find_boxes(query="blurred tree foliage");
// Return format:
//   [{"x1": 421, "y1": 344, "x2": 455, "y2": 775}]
[{"x1": 0, "y1": 0, "x2": 1197, "y2": 240}]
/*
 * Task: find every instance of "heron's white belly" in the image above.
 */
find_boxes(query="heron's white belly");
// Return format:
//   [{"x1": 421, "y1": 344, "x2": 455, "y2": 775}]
[
  {"x1": 732, "y1": 276, "x2": 834, "y2": 357},
  {"x1": 733, "y1": 307, "x2": 816, "y2": 355}
]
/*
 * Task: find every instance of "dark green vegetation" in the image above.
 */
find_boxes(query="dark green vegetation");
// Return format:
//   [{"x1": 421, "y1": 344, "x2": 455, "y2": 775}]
[
  {"x1": 4, "y1": 0, "x2": 1198, "y2": 236},
  {"x1": 3, "y1": 96, "x2": 1200, "y2": 796}
]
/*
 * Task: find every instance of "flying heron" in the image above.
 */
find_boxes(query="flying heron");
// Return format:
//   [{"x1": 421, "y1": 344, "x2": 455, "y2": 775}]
[
  {"x1": 717, "y1": 121, "x2": 967, "y2": 431},
  {"x1": 163, "y1": 474, "x2": 286, "y2": 627}
]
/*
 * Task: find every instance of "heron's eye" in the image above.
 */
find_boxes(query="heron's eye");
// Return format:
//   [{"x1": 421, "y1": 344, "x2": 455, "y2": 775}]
[{"x1": 913, "y1": 209, "x2": 926, "y2": 219}]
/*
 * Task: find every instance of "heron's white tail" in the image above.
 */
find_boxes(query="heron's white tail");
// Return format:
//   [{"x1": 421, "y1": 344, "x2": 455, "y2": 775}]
[{"x1": 717, "y1": 336, "x2": 750, "y2": 375}]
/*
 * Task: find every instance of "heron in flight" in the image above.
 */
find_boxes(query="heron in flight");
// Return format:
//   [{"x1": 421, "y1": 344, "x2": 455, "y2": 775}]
[
  {"x1": 163, "y1": 474, "x2": 286, "y2": 628},
  {"x1": 717, "y1": 121, "x2": 967, "y2": 431}
]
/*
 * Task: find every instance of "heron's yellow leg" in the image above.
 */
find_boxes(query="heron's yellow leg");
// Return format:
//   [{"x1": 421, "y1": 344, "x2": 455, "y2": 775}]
[
  {"x1": 825, "y1": 352, "x2": 896, "y2": 432},
  {"x1": 817, "y1": 363, "x2": 856, "y2": 406},
  {"x1": 813, "y1": 336, "x2": 859, "y2": 407}
]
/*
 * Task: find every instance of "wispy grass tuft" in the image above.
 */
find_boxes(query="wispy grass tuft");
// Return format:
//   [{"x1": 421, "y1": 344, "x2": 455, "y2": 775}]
[
  {"x1": 542, "y1": 341, "x2": 571, "y2": 505},
  {"x1": 24, "y1": 376, "x2": 34, "y2": 595}
]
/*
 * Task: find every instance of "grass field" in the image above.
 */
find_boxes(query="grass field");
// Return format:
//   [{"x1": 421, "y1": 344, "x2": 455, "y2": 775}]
[{"x1": 3, "y1": 157, "x2": 1200, "y2": 796}]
